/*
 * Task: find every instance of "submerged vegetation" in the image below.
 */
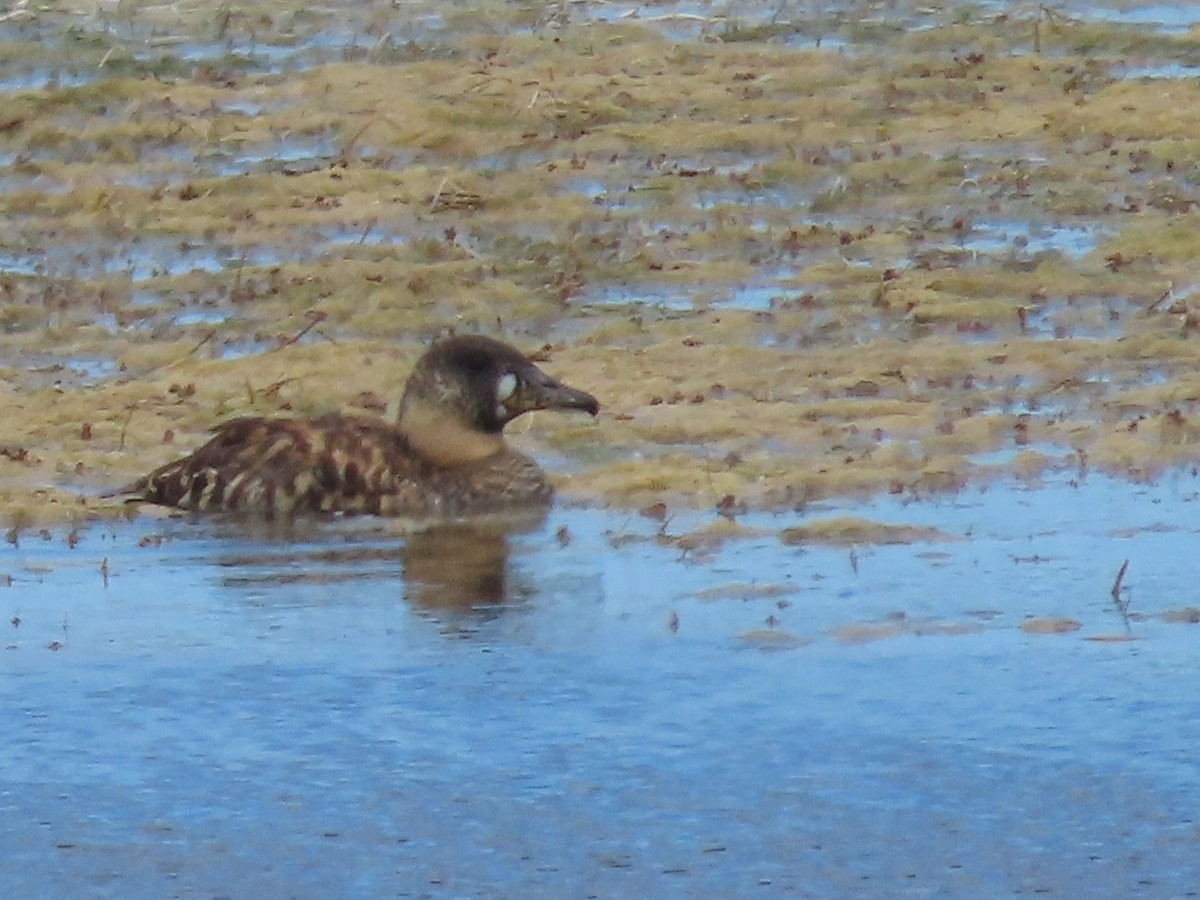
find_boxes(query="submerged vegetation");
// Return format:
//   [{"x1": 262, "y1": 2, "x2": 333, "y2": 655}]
[{"x1": 4, "y1": 0, "x2": 1200, "y2": 525}]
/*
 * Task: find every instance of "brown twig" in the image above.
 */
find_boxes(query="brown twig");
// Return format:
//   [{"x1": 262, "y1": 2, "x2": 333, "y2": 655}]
[
  {"x1": 118, "y1": 404, "x2": 137, "y2": 451},
  {"x1": 1111, "y1": 559, "x2": 1133, "y2": 633},
  {"x1": 357, "y1": 218, "x2": 378, "y2": 246},
  {"x1": 1111, "y1": 558, "x2": 1129, "y2": 602},
  {"x1": 270, "y1": 310, "x2": 327, "y2": 352},
  {"x1": 183, "y1": 329, "x2": 217, "y2": 359},
  {"x1": 245, "y1": 375, "x2": 299, "y2": 407},
  {"x1": 1145, "y1": 284, "x2": 1173, "y2": 314}
]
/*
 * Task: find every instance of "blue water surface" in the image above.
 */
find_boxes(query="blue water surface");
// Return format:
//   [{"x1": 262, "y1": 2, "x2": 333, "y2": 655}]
[{"x1": 2, "y1": 473, "x2": 1199, "y2": 898}]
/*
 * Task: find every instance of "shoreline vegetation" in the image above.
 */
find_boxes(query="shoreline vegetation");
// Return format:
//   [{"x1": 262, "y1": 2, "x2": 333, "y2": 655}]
[{"x1": 3, "y1": 1, "x2": 1200, "y2": 528}]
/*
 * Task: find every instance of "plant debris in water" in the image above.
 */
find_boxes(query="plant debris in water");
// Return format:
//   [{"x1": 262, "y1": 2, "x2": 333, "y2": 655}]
[{"x1": 780, "y1": 515, "x2": 955, "y2": 546}]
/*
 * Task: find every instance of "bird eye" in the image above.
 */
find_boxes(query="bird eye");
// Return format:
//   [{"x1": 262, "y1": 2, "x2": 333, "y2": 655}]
[{"x1": 496, "y1": 372, "x2": 518, "y2": 402}]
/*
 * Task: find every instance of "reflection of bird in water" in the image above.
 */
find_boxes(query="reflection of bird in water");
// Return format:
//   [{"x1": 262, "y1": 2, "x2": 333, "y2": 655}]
[
  {"x1": 110, "y1": 335, "x2": 599, "y2": 519},
  {"x1": 210, "y1": 513, "x2": 543, "y2": 617},
  {"x1": 401, "y1": 516, "x2": 542, "y2": 613}
]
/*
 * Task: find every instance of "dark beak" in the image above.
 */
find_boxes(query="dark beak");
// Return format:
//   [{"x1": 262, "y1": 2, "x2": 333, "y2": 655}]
[{"x1": 519, "y1": 366, "x2": 600, "y2": 417}]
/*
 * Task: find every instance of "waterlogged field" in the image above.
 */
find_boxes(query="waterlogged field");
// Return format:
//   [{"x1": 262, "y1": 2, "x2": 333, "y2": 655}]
[
  {"x1": 3, "y1": 1, "x2": 1200, "y2": 896},
  {"x1": 4, "y1": 0, "x2": 1200, "y2": 518}
]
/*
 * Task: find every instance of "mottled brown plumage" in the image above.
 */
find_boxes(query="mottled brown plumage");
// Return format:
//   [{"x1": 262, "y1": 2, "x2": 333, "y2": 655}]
[{"x1": 113, "y1": 335, "x2": 599, "y2": 518}]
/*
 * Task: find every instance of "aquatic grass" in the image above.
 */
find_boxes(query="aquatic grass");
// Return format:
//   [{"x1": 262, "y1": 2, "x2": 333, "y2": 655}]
[{"x1": 6, "y1": 5, "x2": 1200, "y2": 519}]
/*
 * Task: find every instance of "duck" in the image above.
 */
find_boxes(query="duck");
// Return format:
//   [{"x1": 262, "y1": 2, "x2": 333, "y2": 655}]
[{"x1": 111, "y1": 335, "x2": 599, "y2": 518}]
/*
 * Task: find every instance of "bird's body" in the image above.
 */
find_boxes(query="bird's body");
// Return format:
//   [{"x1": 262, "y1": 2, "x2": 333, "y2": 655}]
[{"x1": 113, "y1": 336, "x2": 598, "y2": 519}]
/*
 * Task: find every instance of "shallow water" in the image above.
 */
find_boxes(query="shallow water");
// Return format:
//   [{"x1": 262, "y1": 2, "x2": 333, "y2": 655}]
[{"x1": 3, "y1": 473, "x2": 1200, "y2": 897}]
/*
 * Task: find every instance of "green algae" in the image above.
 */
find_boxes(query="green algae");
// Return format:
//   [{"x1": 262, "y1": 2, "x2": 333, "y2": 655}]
[{"x1": 781, "y1": 516, "x2": 957, "y2": 546}]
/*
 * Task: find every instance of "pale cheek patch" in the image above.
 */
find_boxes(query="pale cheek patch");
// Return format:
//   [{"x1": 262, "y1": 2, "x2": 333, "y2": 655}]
[
  {"x1": 495, "y1": 372, "x2": 520, "y2": 420},
  {"x1": 496, "y1": 372, "x2": 518, "y2": 403}
]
